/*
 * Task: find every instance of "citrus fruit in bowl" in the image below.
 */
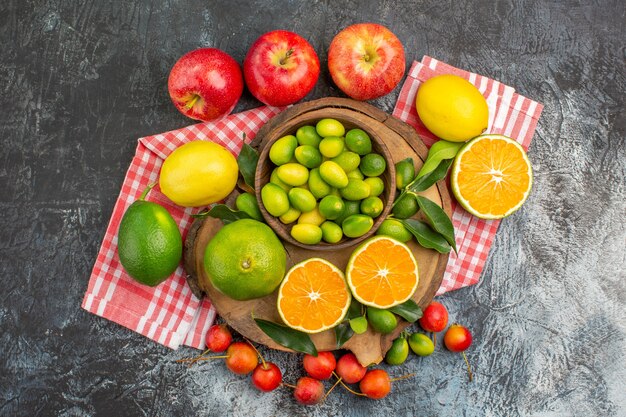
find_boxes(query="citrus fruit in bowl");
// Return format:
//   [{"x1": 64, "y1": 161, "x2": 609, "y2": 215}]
[{"x1": 254, "y1": 108, "x2": 396, "y2": 251}]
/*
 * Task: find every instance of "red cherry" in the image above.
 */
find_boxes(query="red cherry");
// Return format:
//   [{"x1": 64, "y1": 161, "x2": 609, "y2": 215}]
[
  {"x1": 303, "y1": 351, "x2": 336, "y2": 380},
  {"x1": 205, "y1": 324, "x2": 233, "y2": 352},
  {"x1": 444, "y1": 324, "x2": 473, "y2": 352},
  {"x1": 251, "y1": 362, "x2": 282, "y2": 392},
  {"x1": 224, "y1": 342, "x2": 258, "y2": 375},
  {"x1": 418, "y1": 301, "x2": 448, "y2": 333},
  {"x1": 293, "y1": 377, "x2": 325, "y2": 405},
  {"x1": 335, "y1": 353, "x2": 367, "y2": 384},
  {"x1": 359, "y1": 369, "x2": 391, "y2": 399}
]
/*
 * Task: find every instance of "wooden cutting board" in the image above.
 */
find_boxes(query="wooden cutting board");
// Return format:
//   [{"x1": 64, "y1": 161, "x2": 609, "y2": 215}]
[{"x1": 184, "y1": 98, "x2": 451, "y2": 366}]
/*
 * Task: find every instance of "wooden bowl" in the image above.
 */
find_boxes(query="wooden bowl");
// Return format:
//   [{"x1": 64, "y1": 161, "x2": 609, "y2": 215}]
[{"x1": 254, "y1": 107, "x2": 396, "y2": 251}]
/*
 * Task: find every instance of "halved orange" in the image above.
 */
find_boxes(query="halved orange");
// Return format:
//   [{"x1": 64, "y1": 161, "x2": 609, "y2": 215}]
[
  {"x1": 451, "y1": 134, "x2": 533, "y2": 219},
  {"x1": 277, "y1": 258, "x2": 351, "y2": 333},
  {"x1": 346, "y1": 236, "x2": 419, "y2": 309}
]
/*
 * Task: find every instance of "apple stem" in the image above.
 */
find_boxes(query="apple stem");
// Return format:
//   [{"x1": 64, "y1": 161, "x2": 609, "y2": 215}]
[
  {"x1": 185, "y1": 94, "x2": 200, "y2": 110},
  {"x1": 139, "y1": 183, "x2": 156, "y2": 201},
  {"x1": 462, "y1": 351, "x2": 473, "y2": 382},
  {"x1": 322, "y1": 376, "x2": 342, "y2": 402},
  {"x1": 245, "y1": 338, "x2": 267, "y2": 368},
  {"x1": 279, "y1": 49, "x2": 294, "y2": 65},
  {"x1": 281, "y1": 382, "x2": 297, "y2": 390}
]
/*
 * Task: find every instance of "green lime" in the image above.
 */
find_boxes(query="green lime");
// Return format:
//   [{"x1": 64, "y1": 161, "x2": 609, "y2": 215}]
[
  {"x1": 269, "y1": 135, "x2": 298, "y2": 166},
  {"x1": 235, "y1": 192, "x2": 263, "y2": 221},
  {"x1": 296, "y1": 125, "x2": 322, "y2": 147},
  {"x1": 334, "y1": 200, "x2": 360, "y2": 225},
  {"x1": 316, "y1": 118, "x2": 346, "y2": 138},
  {"x1": 376, "y1": 219, "x2": 413, "y2": 243},
  {"x1": 319, "y1": 161, "x2": 349, "y2": 188},
  {"x1": 385, "y1": 337, "x2": 409, "y2": 365},
  {"x1": 395, "y1": 158, "x2": 415, "y2": 190},
  {"x1": 347, "y1": 169, "x2": 364, "y2": 180},
  {"x1": 320, "y1": 221, "x2": 343, "y2": 243},
  {"x1": 392, "y1": 193, "x2": 419, "y2": 219},
  {"x1": 276, "y1": 163, "x2": 309, "y2": 186},
  {"x1": 360, "y1": 196, "x2": 384, "y2": 217},
  {"x1": 408, "y1": 333, "x2": 435, "y2": 356},
  {"x1": 364, "y1": 177, "x2": 384, "y2": 197},
  {"x1": 294, "y1": 145, "x2": 322, "y2": 169},
  {"x1": 318, "y1": 195, "x2": 345, "y2": 220},
  {"x1": 331, "y1": 151, "x2": 361, "y2": 173},
  {"x1": 308, "y1": 168, "x2": 332, "y2": 199},
  {"x1": 345, "y1": 129, "x2": 372, "y2": 155},
  {"x1": 118, "y1": 186, "x2": 182, "y2": 287},
  {"x1": 360, "y1": 153, "x2": 387, "y2": 177},
  {"x1": 261, "y1": 183, "x2": 290, "y2": 217},
  {"x1": 342, "y1": 214, "x2": 374, "y2": 238},
  {"x1": 288, "y1": 188, "x2": 316, "y2": 212},
  {"x1": 298, "y1": 207, "x2": 325, "y2": 226},
  {"x1": 340, "y1": 179, "x2": 370, "y2": 201},
  {"x1": 291, "y1": 223, "x2": 323, "y2": 245},
  {"x1": 204, "y1": 219, "x2": 286, "y2": 300},
  {"x1": 319, "y1": 137, "x2": 345, "y2": 158},
  {"x1": 366, "y1": 306, "x2": 397, "y2": 334},
  {"x1": 349, "y1": 316, "x2": 369, "y2": 334},
  {"x1": 270, "y1": 168, "x2": 291, "y2": 192},
  {"x1": 279, "y1": 207, "x2": 301, "y2": 224}
]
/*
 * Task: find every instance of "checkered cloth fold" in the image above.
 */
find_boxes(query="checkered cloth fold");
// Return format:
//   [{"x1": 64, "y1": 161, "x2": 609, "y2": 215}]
[{"x1": 82, "y1": 56, "x2": 542, "y2": 349}]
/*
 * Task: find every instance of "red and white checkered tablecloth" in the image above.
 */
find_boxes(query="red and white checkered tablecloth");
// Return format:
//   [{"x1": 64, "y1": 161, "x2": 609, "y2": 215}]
[{"x1": 82, "y1": 56, "x2": 543, "y2": 350}]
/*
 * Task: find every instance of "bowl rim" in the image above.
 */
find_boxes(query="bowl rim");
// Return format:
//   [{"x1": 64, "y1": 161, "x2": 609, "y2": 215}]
[{"x1": 254, "y1": 107, "x2": 396, "y2": 251}]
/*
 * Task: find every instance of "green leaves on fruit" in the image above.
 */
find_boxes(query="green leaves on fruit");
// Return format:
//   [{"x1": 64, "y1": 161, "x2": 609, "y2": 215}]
[
  {"x1": 193, "y1": 204, "x2": 252, "y2": 224},
  {"x1": 238, "y1": 139, "x2": 259, "y2": 189},
  {"x1": 254, "y1": 318, "x2": 318, "y2": 356},
  {"x1": 416, "y1": 196, "x2": 457, "y2": 252},
  {"x1": 406, "y1": 158, "x2": 453, "y2": 194},
  {"x1": 388, "y1": 299, "x2": 423, "y2": 323},
  {"x1": 415, "y1": 140, "x2": 463, "y2": 179},
  {"x1": 400, "y1": 219, "x2": 452, "y2": 254},
  {"x1": 334, "y1": 322, "x2": 354, "y2": 348}
]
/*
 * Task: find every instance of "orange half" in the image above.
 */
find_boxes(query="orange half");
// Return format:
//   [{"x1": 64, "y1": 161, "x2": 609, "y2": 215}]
[
  {"x1": 346, "y1": 236, "x2": 419, "y2": 308},
  {"x1": 451, "y1": 134, "x2": 533, "y2": 219},
  {"x1": 277, "y1": 258, "x2": 351, "y2": 334}
]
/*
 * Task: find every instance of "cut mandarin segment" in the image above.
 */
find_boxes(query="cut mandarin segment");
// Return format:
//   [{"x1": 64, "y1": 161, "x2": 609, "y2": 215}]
[
  {"x1": 277, "y1": 258, "x2": 351, "y2": 334},
  {"x1": 451, "y1": 134, "x2": 533, "y2": 219},
  {"x1": 346, "y1": 236, "x2": 419, "y2": 309}
]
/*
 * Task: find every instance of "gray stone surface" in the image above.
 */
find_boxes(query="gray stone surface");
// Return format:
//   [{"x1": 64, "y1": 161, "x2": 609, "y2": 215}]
[{"x1": 1, "y1": 0, "x2": 624, "y2": 416}]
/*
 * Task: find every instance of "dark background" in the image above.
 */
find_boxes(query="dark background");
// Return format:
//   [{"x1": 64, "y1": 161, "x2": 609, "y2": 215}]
[{"x1": 1, "y1": 0, "x2": 625, "y2": 416}]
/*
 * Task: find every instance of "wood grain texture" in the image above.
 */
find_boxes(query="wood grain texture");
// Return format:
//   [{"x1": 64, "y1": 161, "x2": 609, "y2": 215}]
[{"x1": 0, "y1": 0, "x2": 624, "y2": 416}]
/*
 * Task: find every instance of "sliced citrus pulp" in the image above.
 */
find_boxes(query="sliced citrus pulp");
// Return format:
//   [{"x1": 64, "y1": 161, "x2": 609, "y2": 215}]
[
  {"x1": 346, "y1": 236, "x2": 419, "y2": 309},
  {"x1": 277, "y1": 258, "x2": 351, "y2": 334},
  {"x1": 451, "y1": 134, "x2": 533, "y2": 219}
]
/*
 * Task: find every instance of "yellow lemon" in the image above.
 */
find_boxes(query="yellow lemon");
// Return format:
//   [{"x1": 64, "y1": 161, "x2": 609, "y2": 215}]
[
  {"x1": 415, "y1": 74, "x2": 489, "y2": 142},
  {"x1": 159, "y1": 141, "x2": 238, "y2": 207}
]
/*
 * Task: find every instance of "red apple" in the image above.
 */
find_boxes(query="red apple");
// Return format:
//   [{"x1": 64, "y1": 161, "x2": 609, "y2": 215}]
[
  {"x1": 328, "y1": 23, "x2": 405, "y2": 101},
  {"x1": 244, "y1": 30, "x2": 320, "y2": 107},
  {"x1": 168, "y1": 48, "x2": 243, "y2": 122}
]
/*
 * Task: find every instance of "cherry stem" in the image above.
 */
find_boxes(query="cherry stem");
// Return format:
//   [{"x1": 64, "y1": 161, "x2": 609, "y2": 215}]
[
  {"x1": 175, "y1": 348, "x2": 210, "y2": 365},
  {"x1": 245, "y1": 338, "x2": 267, "y2": 368},
  {"x1": 333, "y1": 372, "x2": 366, "y2": 397},
  {"x1": 185, "y1": 94, "x2": 200, "y2": 109},
  {"x1": 462, "y1": 351, "x2": 473, "y2": 382},
  {"x1": 433, "y1": 332, "x2": 437, "y2": 346},
  {"x1": 322, "y1": 377, "x2": 342, "y2": 402},
  {"x1": 282, "y1": 382, "x2": 297, "y2": 389},
  {"x1": 390, "y1": 373, "x2": 416, "y2": 382},
  {"x1": 139, "y1": 183, "x2": 156, "y2": 201}
]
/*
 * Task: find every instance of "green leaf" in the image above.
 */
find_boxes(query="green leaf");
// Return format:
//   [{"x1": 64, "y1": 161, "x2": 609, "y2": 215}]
[
  {"x1": 347, "y1": 298, "x2": 364, "y2": 320},
  {"x1": 389, "y1": 299, "x2": 423, "y2": 322},
  {"x1": 238, "y1": 140, "x2": 259, "y2": 189},
  {"x1": 416, "y1": 140, "x2": 464, "y2": 179},
  {"x1": 349, "y1": 316, "x2": 369, "y2": 334},
  {"x1": 406, "y1": 158, "x2": 454, "y2": 194},
  {"x1": 192, "y1": 204, "x2": 252, "y2": 224},
  {"x1": 254, "y1": 318, "x2": 318, "y2": 356},
  {"x1": 401, "y1": 219, "x2": 451, "y2": 254},
  {"x1": 415, "y1": 196, "x2": 457, "y2": 253},
  {"x1": 334, "y1": 322, "x2": 354, "y2": 348}
]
